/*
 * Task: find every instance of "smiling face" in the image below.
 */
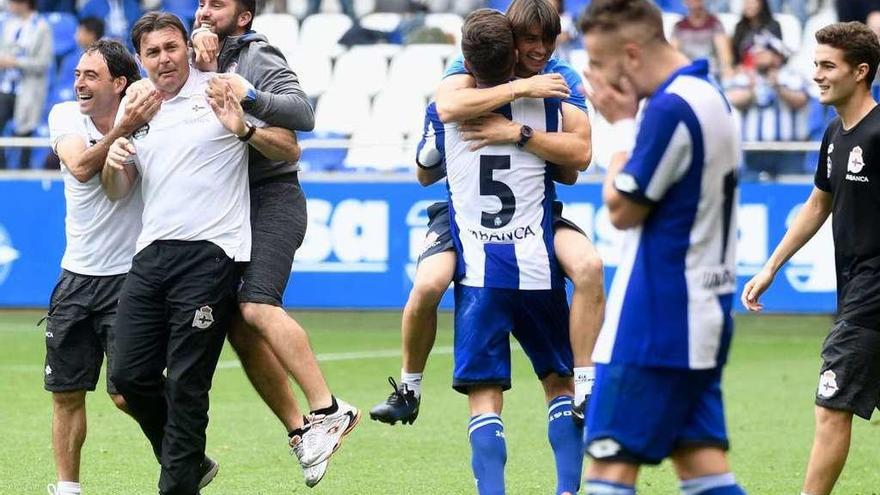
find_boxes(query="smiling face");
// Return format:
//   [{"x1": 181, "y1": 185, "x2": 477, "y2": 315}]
[
  {"x1": 73, "y1": 51, "x2": 125, "y2": 117},
  {"x1": 196, "y1": 0, "x2": 250, "y2": 39},
  {"x1": 137, "y1": 27, "x2": 190, "y2": 96},
  {"x1": 515, "y1": 25, "x2": 556, "y2": 77},
  {"x1": 814, "y1": 43, "x2": 865, "y2": 106}
]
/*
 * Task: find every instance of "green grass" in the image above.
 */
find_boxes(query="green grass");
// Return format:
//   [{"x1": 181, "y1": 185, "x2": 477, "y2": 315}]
[{"x1": 2, "y1": 311, "x2": 880, "y2": 494}]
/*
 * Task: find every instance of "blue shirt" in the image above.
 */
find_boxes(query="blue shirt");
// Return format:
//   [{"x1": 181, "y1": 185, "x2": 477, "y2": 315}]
[{"x1": 594, "y1": 60, "x2": 739, "y2": 370}]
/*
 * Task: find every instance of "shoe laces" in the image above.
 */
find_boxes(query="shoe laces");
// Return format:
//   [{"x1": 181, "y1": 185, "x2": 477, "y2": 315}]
[{"x1": 384, "y1": 376, "x2": 413, "y2": 407}]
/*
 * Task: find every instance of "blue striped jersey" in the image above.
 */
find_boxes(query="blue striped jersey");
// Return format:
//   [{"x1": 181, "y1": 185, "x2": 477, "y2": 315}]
[
  {"x1": 417, "y1": 99, "x2": 565, "y2": 290},
  {"x1": 593, "y1": 60, "x2": 740, "y2": 370}
]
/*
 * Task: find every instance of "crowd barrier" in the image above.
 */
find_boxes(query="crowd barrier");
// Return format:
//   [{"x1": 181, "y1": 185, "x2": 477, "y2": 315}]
[{"x1": 0, "y1": 173, "x2": 835, "y2": 312}]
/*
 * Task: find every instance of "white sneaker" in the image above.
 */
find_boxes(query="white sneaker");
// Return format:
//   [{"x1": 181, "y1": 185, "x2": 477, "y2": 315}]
[
  {"x1": 297, "y1": 398, "x2": 361, "y2": 468},
  {"x1": 302, "y1": 459, "x2": 329, "y2": 488},
  {"x1": 46, "y1": 485, "x2": 56, "y2": 495}
]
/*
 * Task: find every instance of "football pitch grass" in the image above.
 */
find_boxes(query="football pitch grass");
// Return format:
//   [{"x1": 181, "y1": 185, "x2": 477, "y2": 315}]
[{"x1": 2, "y1": 311, "x2": 880, "y2": 494}]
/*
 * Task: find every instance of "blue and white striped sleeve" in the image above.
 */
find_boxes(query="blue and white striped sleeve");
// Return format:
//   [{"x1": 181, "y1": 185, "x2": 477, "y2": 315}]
[
  {"x1": 614, "y1": 94, "x2": 695, "y2": 204},
  {"x1": 416, "y1": 102, "x2": 446, "y2": 169}
]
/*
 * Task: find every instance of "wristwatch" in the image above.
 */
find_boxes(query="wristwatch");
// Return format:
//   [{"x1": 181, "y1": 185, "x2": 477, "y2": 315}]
[
  {"x1": 516, "y1": 125, "x2": 533, "y2": 149},
  {"x1": 238, "y1": 122, "x2": 257, "y2": 142}
]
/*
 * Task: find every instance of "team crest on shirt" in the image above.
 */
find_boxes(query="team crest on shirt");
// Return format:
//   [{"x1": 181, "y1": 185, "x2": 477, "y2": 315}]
[
  {"x1": 131, "y1": 124, "x2": 150, "y2": 140},
  {"x1": 826, "y1": 143, "x2": 833, "y2": 178},
  {"x1": 846, "y1": 146, "x2": 869, "y2": 182},
  {"x1": 192, "y1": 305, "x2": 215, "y2": 329},
  {"x1": 818, "y1": 369, "x2": 839, "y2": 398}
]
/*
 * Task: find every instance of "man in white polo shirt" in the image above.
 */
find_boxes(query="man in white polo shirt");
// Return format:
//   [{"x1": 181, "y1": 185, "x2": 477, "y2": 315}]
[
  {"x1": 101, "y1": 12, "x2": 301, "y2": 495},
  {"x1": 44, "y1": 39, "x2": 160, "y2": 495}
]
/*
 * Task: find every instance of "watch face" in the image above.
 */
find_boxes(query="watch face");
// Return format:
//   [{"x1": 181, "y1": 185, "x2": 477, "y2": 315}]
[{"x1": 522, "y1": 125, "x2": 533, "y2": 137}]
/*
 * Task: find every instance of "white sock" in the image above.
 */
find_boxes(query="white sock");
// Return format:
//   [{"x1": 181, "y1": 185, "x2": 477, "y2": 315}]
[
  {"x1": 401, "y1": 370, "x2": 423, "y2": 397},
  {"x1": 574, "y1": 366, "x2": 595, "y2": 405},
  {"x1": 56, "y1": 481, "x2": 81, "y2": 495}
]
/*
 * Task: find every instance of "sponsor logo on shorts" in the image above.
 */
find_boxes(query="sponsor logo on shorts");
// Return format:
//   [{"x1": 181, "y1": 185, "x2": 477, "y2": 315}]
[
  {"x1": 420, "y1": 231, "x2": 441, "y2": 257},
  {"x1": 192, "y1": 305, "x2": 215, "y2": 329},
  {"x1": 587, "y1": 438, "x2": 621, "y2": 459},
  {"x1": 45, "y1": 365, "x2": 52, "y2": 376},
  {"x1": 818, "y1": 369, "x2": 839, "y2": 399}
]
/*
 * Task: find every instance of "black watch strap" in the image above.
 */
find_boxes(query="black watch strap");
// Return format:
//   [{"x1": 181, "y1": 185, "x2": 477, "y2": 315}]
[
  {"x1": 516, "y1": 125, "x2": 533, "y2": 149},
  {"x1": 238, "y1": 122, "x2": 257, "y2": 142}
]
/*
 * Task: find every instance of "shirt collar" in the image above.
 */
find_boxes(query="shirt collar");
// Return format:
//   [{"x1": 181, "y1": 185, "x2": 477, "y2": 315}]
[{"x1": 653, "y1": 58, "x2": 710, "y2": 97}]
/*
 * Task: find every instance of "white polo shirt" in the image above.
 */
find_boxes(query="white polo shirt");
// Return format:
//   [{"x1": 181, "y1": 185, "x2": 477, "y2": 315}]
[
  {"x1": 49, "y1": 101, "x2": 143, "y2": 276},
  {"x1": 125, "y1": 67, "x2": 251, "y2": 261}
]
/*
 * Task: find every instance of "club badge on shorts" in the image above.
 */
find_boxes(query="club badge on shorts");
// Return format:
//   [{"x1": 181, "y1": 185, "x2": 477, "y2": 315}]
[
  {"x1": 192, "y1": 305, "x2": 215, "y2": 329},
  {"x1": 818, "y1": 369, "x2": 839, "y2": 399}
]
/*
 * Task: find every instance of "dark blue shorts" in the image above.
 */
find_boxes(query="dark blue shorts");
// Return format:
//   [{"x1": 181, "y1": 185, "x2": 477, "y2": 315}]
[
  {"x1": 585, "y1": 363, "x2": 729, "y2": 465},
  {"x1": 452, "y1": 285, "x2": 573, "y2": 394}
]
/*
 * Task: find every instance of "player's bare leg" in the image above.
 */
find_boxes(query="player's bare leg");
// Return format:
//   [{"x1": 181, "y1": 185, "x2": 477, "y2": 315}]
[
  {"x1": 371, "y1": 250, "x2": 455, "y2": 425},
  {"x1": 801, "y1": 406, "x2": 853, "y2": 495},
  {"x1": 554, "y1": 226, "x2": 605, "y2": 420},
  {"x1": 671, "y1": 446, "x2": 746, "y2": 494},
  {"x1": 236, "y1": 303, "x2": 360, "y2": 481},
  {"x1": 226, "y1": 316, "x2": 305, "y2": 432},
  {"x1": 108, "y1": 393, "x2": 129, "y2": 414},
  {"x1": 52, "y1": 391, "x2": 87, "y2": 486},
  {"x1": 585, "y1": 460, "x2": 640, "y2": 493}
]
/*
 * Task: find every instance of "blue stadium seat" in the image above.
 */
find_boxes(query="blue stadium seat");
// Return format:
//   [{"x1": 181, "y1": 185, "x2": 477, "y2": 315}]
[
  {"x1": 45, "y1": 12, "x2": 78, "y2": 58},
  {"x1": 299, "y1": 132, "x2": 349, "y2": 171},
  {"x1": 163, "y1": 0, "x2": 198, "y2": 31}
]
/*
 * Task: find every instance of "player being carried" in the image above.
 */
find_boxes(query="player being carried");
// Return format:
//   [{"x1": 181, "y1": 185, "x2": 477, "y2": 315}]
[
  {"x1": 370, "y1": 0, "x2": 603, "y2": 429},
  {"x1": 417, "y1": 9, "x2": 586, "y2": 495},
  {"x1": 742, "y1": 21, "x2": 880, "y2": 495},
  {"x1": 580, "y1": 0, "x2": 745, "y2": 494}
]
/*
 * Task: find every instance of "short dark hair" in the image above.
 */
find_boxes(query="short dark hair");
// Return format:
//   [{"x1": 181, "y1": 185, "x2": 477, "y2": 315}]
[
  {"x1": 233, "y1": 0, "x2": 257, "y2": 30},
  {"x1": 578, "y1": 0, "x2": 664, "y2": 42},
  {"x1": 84, "y1": 39, "x2": 141, "y2": 94},
  {"x1": 461, "y1": 9, "x2": 516, "y2": 86},
  {"x1": 78, "y1": 17, "x2": 105, "y2": 40},
  {"x1": 506, "y1": 0, "x2": 560, "y2": 45},
  {"x1": 131, "y1": 12, "x2": 189, "y2": 55},
  {"x1": 816, "y1": 21, "x2": 880, "y2": 90}
]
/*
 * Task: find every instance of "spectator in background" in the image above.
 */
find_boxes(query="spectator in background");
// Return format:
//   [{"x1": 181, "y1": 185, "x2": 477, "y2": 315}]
[
  {"x1": 79, "y1": 0, "x2": 141, "y2": 48},
  {"x1": 551, "y1": 0, "x2": 580, "y2": 59},
  {"x1": 731, "y1": 0, "x2": 781, "y2": 68},
  {"x1": 305, "y1": 0, "x2": 355, "y2": 20},
  {"x1": 76, "y1": 17, "x2": 105, "y2": 50},
  {"x1": 671, "y1": 0, "x2": 734, "y2": 80},
  {"x1": 0, "y1": 0, "x2": 52, "y2": 169},
  {"x1": 726, "y1": 33, "x2": 809, "y2": 179}
]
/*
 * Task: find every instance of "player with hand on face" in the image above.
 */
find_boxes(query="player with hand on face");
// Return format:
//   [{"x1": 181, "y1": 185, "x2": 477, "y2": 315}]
[{"x1": 580, "y1": 1, "x2": 744, "y2": 494}]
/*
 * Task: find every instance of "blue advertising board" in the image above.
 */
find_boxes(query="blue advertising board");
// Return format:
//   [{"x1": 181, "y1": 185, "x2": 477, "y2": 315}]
[{"x1": 0, "y1": 177, "x2": 836, "y2": 313}]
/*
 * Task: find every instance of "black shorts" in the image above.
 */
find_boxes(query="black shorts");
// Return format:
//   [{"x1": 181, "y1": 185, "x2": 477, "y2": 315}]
[
  {"x1": 416, "y1": 200, "x2": 586, "y2": 264},
  {"x1": 44, "y1": 270, "x2": 126, "y2": 394},
  {"x1": 238, "y1": 177, "x2": 307, "y2": 306},
  {"x1": 816, "y1": 320, "x2": 880, "y2": 420}
]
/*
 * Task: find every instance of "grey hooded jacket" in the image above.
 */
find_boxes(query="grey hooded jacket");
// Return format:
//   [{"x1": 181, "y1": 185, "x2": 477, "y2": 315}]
[{"x1": 217, "y1": 31, "x2": 315, "y2": 184}]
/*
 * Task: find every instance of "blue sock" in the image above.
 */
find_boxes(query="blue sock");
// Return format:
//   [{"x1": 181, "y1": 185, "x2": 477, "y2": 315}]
[
  {"x1": 680, "y1": 473, "x2": 747, "y2": 495},
  {"x1": 547, "y1": 395, "x2": 583, "y2": 495},
  {"x1": 585, "y1": 479, "x2": 636, "y2": 495},
  {"x1": 469, "y1": 413, "x2": 506, "y2": 495}
]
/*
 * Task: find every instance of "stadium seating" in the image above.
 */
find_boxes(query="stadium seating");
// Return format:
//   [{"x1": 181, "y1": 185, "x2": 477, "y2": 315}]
[
  {"x1": 299, "y1": 13, "x2": 353, "y2": 58},
  {"x1": 386, "y1": 44, "x2": 447, "y2": 96},
  {"x1": 423, "y1": 13, "x2": 463, "y2": 45},
  {"x1": 288, "y1": 50, "x2": 332, "y2": 98},
  {"x1": 45, "y1": 12, "x2": 77, "y2": 59},
  {"x1": 359, "y1": 12, "x2": 402, "y2": 32},
  {"x1": 329, "y1": 46, "x2": 390, "y2": 96},
  {"x1": 252, "y1": 13, "x2": 299, "y2": 57},
  {"x1": 717, "y1": 12, "x2": 738, "y2": 36}
]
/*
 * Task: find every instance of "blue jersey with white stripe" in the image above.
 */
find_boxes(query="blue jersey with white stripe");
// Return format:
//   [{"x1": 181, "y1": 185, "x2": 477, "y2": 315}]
[
  {"x1": 593, "y1": 60, "x2": 739, "y2": 370},
  {"x1": 417, "y1": 100, "x2": 564, "y2": 290},
  {"x1": 444, "y1": 55, "x2": 588, "y2": 112}
]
